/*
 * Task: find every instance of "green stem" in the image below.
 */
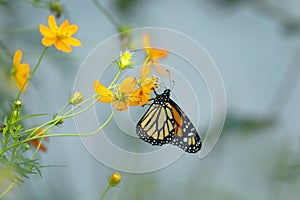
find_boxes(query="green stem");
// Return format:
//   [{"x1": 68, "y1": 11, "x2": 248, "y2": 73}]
[
  {"x1": 109, "y1": 70, "x2": 121, "y2": 88},
  {"x1": 25, "y1": 118, "x2": 57, "y2": 139},
  {"x1": 63, "y1": 98, "x2": 99, "y2": 118},
  {"x1": 100, "y1": 185, "x2": 111, "y2": 200},
  {"x1": 64, "y1": 94, "x2": 98, "y2": 116},
  {"x1": 91, "y1": 0, "x2": 121, "y2": 29},
  {"x1": 24, "y1": 95, "x2": 97, "y2": 135},
  {"x1": 57, "y1": 103, "x2": 69, "y2": 115},
  {"x1": 22, "y1": 94, "x2": 98, "y2": 144},
  {"x1": 0, "y1": 180, "x2": 18, "y2": 199},
  {"x1": 24, "y1": 0, "x2": 49, "y2": 9},
  {"x1": 43, "y1": 109, "x2": 115, "y2": 137},
  {"x1": 1, "y1": 110, "x2": 115, "y2": 154},
  {"x1": 32, "y1": 138, "x2": 45, "y2": 159}
]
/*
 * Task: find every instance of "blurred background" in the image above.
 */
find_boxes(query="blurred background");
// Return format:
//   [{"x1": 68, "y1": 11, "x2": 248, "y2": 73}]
[{"x1": 1, "y1": 0, "x2": 300, "y2": 199}]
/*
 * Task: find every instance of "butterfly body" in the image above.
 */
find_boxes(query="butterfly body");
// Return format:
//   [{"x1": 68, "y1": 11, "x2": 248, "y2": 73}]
[{"x1": 136, "y1": 89, "x2": 202, "y2": 153}]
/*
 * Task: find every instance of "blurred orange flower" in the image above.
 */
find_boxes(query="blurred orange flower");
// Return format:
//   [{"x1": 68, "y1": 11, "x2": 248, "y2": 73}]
[
  {"x1": 143, "y1": 34, "x2": 168, "y2": 75},
  {"x1": 94, "y1": 77, "x2": 140, "y2": 111},
  {"x1": 12, "y1": 49, "x2": 30, "y2": 93},
  {"x1": 39, "y1": 15, "x2": 81, "y2": 52},
  {"x1": 30, "y1": 128, "x2": 47, "y2": 152}
]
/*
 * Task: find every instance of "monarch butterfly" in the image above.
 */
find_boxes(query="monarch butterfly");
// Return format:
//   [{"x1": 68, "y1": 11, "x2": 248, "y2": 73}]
[{"x1": 136, "y1": 89, "x2": 202, "y2": 153}]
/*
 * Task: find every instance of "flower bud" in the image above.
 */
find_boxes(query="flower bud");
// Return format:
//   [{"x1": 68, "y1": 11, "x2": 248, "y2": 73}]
[
  {"x1": 14, "y1": 100, "x2": 22, "y2": 110},
  {"x1": 69, "y1": 91, "x2": 83, "y2": 105},
  {"x1": 49, "y1": 0, "x2": 63, "y2": 18},
  {"x1": 54, "y1": 115, "x2": 64, "y2": 125},
  {"x1": 118, "y1": 51, "x2": 133, "y2": 70},
  {"x1": 25, "y1": 144, "x2": 30, "y2": 150},
  {"x1": 108, "y1": 172, "x2": 121, "y2": 187}
]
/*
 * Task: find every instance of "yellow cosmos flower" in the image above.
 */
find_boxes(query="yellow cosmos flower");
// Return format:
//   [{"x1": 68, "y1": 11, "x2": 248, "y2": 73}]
[
  {"x1": 118, "y1": 50, "x2": 133, "y2": 70},
  {"x1": 12, "y1": 49, "x2": 30, "y2": 93},
  {"x1": 39, "y1": 15, "x2": 81, "y2": 52},
  {"x1": 137, "y1": 62, "x2": 159, "y2": 106},
  {"x1": 94, "y1": 77, "x2": 140, "y2": 111},
  {"x1": 143, "y1": 34, "x2": 168, "y2": 75}
]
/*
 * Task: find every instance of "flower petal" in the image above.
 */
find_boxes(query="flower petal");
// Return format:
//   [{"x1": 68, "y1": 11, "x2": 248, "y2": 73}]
[
  {"x1": 39, "y1": 24, "x2": 54, "y2": 37},
  {"x1": 15, "y1": 74, "x2": 28, "y2": 92},
  {"x1": 153, "y1": 62, "x2": 168, "y2": 75},
  {"x1": 140, "y1": 62, "x2": 151, "y2": 81},
  {"x1": 128, "y1": 89, "x2": 142, "y2": 106},
  {"x1": 143, "y1": 34, "x2": 151, "y2": 56},
  {"x1": 66, "y1": 24, "x2": 78, "y2": 35},
  {"x1": 64, "y1": 37, "x2": 81, "y2": 47},
  {"x1": 42, "y1": 37, "x2": 55, "y2": 47},
  {"x1": 48, "y1": 15, "x2": 58, "y2": 32},
  {"x1": 119, "y1": 77, "x2": 136, "y2": 94},
  {"x1": 16, "y1": 63, "x2": 30, "y2": 74},
  {"x1": 13, "y1": 49, "x2": 22, "y2": 68},
  {"x1": 149, "y1": 48, "x2": 168, "y2": 61},
  {"x1": 94, "y1": 80, "x2": 113, "y2": 103},
  {"x1": 143, "y1": 34, "x2": 151, "y2": 48},
  {"x1": 59, "y1": 20, "x2": 70, "y2": 32},
  {"x1": 113, "y1": 101, "x2": 128, "y2": 111},
  {"x1": 143, "y1": 34, "x2": 167, "y2": 60},
  {"x1": 54, "y1": 40, "x2": 71, "y2": 52}
]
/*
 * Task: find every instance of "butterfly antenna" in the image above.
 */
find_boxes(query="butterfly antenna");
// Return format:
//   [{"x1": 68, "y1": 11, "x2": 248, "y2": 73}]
[{"x1": 166, "y1": 69, "x2": 175, "y2": 90}]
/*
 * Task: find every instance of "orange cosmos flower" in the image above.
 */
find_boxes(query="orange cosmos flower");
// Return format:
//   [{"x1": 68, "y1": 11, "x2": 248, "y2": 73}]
[
  {"x1": 136, "y1": 62, "x2": 159, "y2": 106},
  {"x1": 39, "y1": 15, "x2": 81, "y2": 52},
  {"x1": 94, "y1": 77, "x2": 140, "y2": 111},
  {"x1": 143, "y1": 34, "x2": 168, "y2": 75},
  {"x1": 30, "y1": 128, "x2": 48, "y2": 152},
  {"x1": 12, "y1": 49, "x2": 30, "y2": 93}
]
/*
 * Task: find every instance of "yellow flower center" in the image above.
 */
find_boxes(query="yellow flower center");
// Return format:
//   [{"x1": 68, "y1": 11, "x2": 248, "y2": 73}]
[
  {"x1": 114, "y1": 90, "x2": 126, "y2": 102},
  {"x1": 56, "y1": 30, "x2": 68, "y2": 40}
]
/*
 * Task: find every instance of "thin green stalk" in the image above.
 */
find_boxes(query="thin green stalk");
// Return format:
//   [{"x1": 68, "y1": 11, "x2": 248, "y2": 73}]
[
  {"x1": 24, "y1": 0, "x2": 48, "y2": 9},
  {"x1": 25, "y1": 119, "x2": 55, "y2": 133},
  {"x1": 25, "y1": 94, "x2": 99, "y2": 140},
  {"x1": 63, "y1": 98, "x2": 99, "y2": 118},
  {"x1": 24, "y1": 95, "x2": 97, "y2": 135},
  {"x1": 57, "y1": 103, "x2": 69, "y2": 116},
  {"x1": 100, "y1": 185, "x2": 111, "y2": 200},
  {"x1": 2, "y1": 110, "x2": 115, "y2": 153},
  {"x1": 64, "y1": 94, "x2": 97, "y2": 116},
  {"x1": 42, "y1": 109, "x2": 115, "y2": 137},
  {"x1": 91, "y1": 0, "x2": 121, "y2": 29},
  {"x1": 0, "y1": 180, "x2": 18, "y2": 199},
  {"x1": 32, "y1": 138, "x2": 45, "y2": 159},
  {"x1": 109, "y1": 70, "x2": 121, "y2": 88}
]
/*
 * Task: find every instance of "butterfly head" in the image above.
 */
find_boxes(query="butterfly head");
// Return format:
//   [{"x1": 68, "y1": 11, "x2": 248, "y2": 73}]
[
  {"x1": 153, "y1": 89, "x2": 171, "y2": 104},
  {"x1": 163, "y1": 89, "x2": 171, "y2": 96}
]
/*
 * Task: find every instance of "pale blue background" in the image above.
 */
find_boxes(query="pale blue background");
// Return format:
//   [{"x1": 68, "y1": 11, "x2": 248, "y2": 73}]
[{"x1": 1, "y1": 0, "x2": 300, "y2": 199}]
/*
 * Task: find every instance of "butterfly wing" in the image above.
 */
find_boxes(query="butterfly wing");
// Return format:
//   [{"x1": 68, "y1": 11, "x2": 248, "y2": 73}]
[
  {"x1": 136, "y1": 101, "x2": 175, "y2": 146},
  {"x1": 169, "y1": 99, "x2": 202, "y2": 153}
]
